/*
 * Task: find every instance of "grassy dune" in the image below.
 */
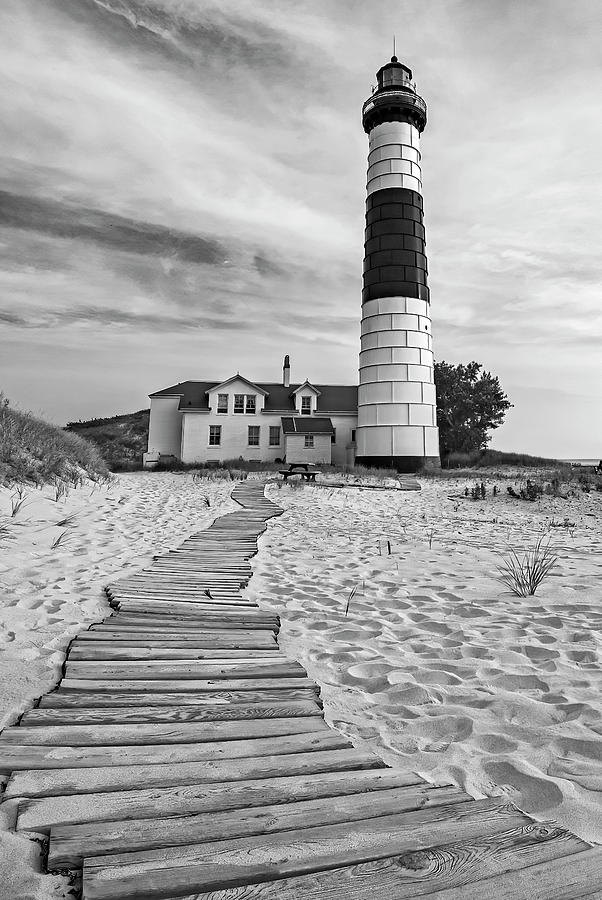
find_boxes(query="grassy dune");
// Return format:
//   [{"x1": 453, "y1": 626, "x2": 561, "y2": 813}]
[{"x1": 0, "y1": 393, "x2": 108, "y2": 486}]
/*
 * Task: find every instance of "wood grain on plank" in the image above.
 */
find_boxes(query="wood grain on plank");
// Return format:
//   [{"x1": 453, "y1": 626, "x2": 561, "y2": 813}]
[
  {"x1": 58, "y1": 677, "x2": 318, "y2": 693},
  {"x1": 67, "y1": 647, "x2": 283, "y2": 661},
  {"x1": 20, "y1": 700, "x2": 323, "y2": 726},
  {"x1": 5, "y1": 748, "x2": 385, "y2": 799},
  {"x1": 85, "y1": 629, "x2": 277, "y2": 643},
  {"x1": 38, "y1": 687, "x2": 321, "y2": 709},
  {"x1": 106, "y1": 608, "x2": 280, "y2": 629},
  {"x1": 147, "y1": 824, "x2": 590, "y2": 900},
  {"x1": 23, "y1": 767, "x2": 426, "y2": 833},
  {"x1": 47, "y1": 784, "x2": 470, "y2": 867},
  {"x1": 0, "y1": 730, "x2": 350, "y2": 773},
  {"x1": 81, "y1": 799, "x2": 529, "y2": 899},
  {"x1": 2, "y1": 717, "x2": 326, "y2": 746},
  {"x1": 63, "y1": 660, "x2": 306, "y2": 680}
]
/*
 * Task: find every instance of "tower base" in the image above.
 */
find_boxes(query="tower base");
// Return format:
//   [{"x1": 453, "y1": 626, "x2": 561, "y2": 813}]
[{"x1": 355, "y1": 455, "x2": 441, "y2": 474}]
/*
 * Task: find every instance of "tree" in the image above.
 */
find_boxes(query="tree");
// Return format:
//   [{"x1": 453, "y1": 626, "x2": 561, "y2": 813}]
[{"x1": 434, "y1": 361, "x2": 512, "y2": 460}]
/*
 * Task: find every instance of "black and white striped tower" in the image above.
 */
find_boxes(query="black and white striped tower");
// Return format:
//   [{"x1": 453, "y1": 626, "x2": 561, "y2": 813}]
[{"x1": 356, "y1": 56, "x2": 440, "y2": 472}]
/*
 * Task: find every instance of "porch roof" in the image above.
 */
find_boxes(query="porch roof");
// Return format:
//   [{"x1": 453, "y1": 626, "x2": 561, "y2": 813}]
[{"x1": 281, "y1": 416, "x2": 334, "y2": 435}]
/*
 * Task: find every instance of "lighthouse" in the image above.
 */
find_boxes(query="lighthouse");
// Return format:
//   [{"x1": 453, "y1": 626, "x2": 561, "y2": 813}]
[{"x1": 355, "y1": 56, "x2": 440, "y2": 472}]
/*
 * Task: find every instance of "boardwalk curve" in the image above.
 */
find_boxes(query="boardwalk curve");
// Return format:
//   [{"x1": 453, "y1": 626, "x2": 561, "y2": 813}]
[{"x1": 0, "y1": 480, "x2": 600, "y2": 898}]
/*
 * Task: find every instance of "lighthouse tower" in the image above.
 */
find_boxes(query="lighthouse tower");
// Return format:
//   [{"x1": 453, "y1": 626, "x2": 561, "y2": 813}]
[{"x1": 355, "y1": 56, "x2": 440, "y2": 472}]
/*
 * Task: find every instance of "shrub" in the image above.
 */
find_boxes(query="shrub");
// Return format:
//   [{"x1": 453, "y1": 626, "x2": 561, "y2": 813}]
[
  {"x1": 496, "y1": 537, "x2": 558, "y2": 596},
  {"x1": 507, "y1": 480, "x2": 543, "y2": 501}
]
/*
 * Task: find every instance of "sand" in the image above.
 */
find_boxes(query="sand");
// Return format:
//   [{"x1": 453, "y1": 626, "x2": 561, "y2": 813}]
[
  {"x1": 246, "y1": 472, "x2": 602, "y2": 845},
  {"x1": 0, "y1": 472, "x2": 237, "y2": 899},
  {"x1": 1, "y1": 468, "x2": 600, "y2": 897}
]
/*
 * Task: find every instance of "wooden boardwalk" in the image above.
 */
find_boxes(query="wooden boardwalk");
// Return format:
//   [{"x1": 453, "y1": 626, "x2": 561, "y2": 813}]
[{"x1": 1, "y1": 480, "x2": 600, "y2": 899}]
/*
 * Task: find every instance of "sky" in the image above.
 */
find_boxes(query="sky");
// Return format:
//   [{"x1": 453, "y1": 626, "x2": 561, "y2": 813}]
[{"x1": 1, "y1": 0, "x2": 601, "y2": 457}]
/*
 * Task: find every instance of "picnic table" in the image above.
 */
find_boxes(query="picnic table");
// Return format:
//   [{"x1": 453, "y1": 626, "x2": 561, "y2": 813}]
[{"x1": 278, "y1": 463, "x2": 319, "y2": 482}]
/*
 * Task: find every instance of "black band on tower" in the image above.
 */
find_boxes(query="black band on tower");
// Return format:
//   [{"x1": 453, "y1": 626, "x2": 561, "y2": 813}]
[{"x1": 362, "y1": 188, "x2": 429, "y2": 303}]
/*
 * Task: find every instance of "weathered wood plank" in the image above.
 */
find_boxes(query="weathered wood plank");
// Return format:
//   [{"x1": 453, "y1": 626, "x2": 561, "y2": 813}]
[
  {"x1": 101, "y1": 612, "x2": 275, "y2": 624},
  {"x1": 112, "y1": 601, "x2": 266, "y2": 617},
  {"x1": 107, "y1": 609, "x2": 278, "y2": 623},
  {"x1": 58, "y1": 677, "x2": 318, "y2": 693},
  {"x1": 67, "y1": 647, "x2": 283, "y2": 661},
  {"x1": 48, "y1": 784, "x2": 471, "y2": 867},
  {"x1": 85, "y1": 628, "x2": 277, "y2": 644},
  {"x1": 105, "y1": 608, "x2": 280, "y2": 629},
  {"x1": 81, "y1": 799, "x2": 528, "y2": 899},
  {"x1": 21, "y1": 700, "x2": 323, "y2": 726},
  {"x1": 0, "y1": 729, "x2": 345, "y2": 773},
  {"x1": 38, "y1": 687, "x2": 321, "y2": 708},
  {"x1": 63, "y1": 660, "x2": 306, "y2": 681},
  {"x1": 6, "y1": 747, "x2": 385, "y2": 799},
  {"x1": 411, "y1": 844, "x2": 602, "y2": 900},
  {"x1": 149, "y1": 824, "x2": 591, "y2": 900},
  {"x1": 23, "y1": 768, "x2": 428, "y2": 834},
  {"x1": 2, "y1": 717, "x2": 326, "y2": 747},
  {"x1": 109, "y1": 595, "x2": 252, "y2": 606}
]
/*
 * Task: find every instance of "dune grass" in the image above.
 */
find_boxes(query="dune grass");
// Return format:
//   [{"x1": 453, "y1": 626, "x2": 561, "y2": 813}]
[
  {"x1": 496, "y1": 537, "x2": 558, "y2": 596},
  {"x1": 0, "y1": 392, "x2": 109, "y2": 487}
]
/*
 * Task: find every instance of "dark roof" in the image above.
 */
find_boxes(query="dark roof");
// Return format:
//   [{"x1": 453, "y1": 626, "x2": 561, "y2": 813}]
[
  {"x1": 150, "y1": 380, "x2": 358, "y2": 413},
  {"x1": 281, "y1": 417, "x2": 334, "y2": 435}
]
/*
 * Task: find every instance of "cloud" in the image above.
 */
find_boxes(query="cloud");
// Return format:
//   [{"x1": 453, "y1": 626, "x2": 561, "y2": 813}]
[
  {"x1": 0, "y1": 0, "x2": 601, "y2": 454},
  {"x1": 0, "y1": 191, "x2": 228, "y2": 264}
]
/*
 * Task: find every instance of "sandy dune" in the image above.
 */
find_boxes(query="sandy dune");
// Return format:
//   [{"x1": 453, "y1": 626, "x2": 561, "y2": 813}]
[
  {"x1": 0, "y1": 472, "x2": 236, "y2": 899},
  {"x1": 246, "y1": 473, "x2": 602, "y2": 844}
]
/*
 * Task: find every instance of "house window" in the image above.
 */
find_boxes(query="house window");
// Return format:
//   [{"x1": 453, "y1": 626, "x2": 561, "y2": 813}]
[
  {"x1": 245, "y1": 394, "x2": 256, "y2": 414},
  {"x1": 301, "y1": 396, "x2": 312, "y2": 415},
  {"x1": 248, "y1": 425, "x2": 260, "y2": 446},
  {"x1": 209, "y1": 425, "x2": 221, "y2": 446},
  {"x1": 234, "y1": 394, "x2": 245, "y2": 414},
  {"x1": 331, "y1": 428, "x2": 336, "y2": 444},
  {"x1": 351, "y1": 429, "x2": 356, "y2": 442},
  {"x1": 304, "y1": 434, "x2": 314, "y2": 448},
  {"x1": 269, "y1": 426, "x2": 281, "y2": 446},
  {"x1": 217, "y1": 394, "x2": 228, "y2": 414}
]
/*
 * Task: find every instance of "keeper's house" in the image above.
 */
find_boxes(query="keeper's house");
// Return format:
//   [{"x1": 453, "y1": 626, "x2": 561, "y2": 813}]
[{"x1": 143, "y1": 357, "x2": 358, "y2": 468}]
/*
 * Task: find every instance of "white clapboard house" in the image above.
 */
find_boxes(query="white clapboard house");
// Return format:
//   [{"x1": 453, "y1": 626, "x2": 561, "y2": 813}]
[{"x1": 143, "y1": 357, "x2": 358, "y2": 467}]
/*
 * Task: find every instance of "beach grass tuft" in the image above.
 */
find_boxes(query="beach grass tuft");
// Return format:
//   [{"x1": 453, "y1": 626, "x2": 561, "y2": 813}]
[
  {"x1": 496, "y1": 537, "x2": 558, "y2": 596},
  {"x1": 50, "y1": 530, "x2": 69, "y2": 549}
]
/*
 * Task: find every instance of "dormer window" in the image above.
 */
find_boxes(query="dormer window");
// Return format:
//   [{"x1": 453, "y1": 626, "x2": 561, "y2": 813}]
[
  {"x1": 217, "y1": 394, "x2": 228, "y2": 414},
  {"x1": 245, "y1": 394, "x2": 256, "y2": 414},
  {"x1": 233, "y1": 394, "x2": 245, "y2": 414},
  {"x1": 301, "y1": 396, "x2": 312, "y2": 415}
]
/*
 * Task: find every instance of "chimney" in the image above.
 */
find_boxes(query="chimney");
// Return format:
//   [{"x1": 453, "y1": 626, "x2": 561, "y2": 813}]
[{"x1": 283, "y1": 354, "x2": 290, "y2": 388}]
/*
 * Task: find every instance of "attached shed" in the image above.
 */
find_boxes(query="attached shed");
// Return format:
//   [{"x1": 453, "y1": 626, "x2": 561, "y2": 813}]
[{"x1": 281, "y1": 417, "x2": 334, "y2": 465}]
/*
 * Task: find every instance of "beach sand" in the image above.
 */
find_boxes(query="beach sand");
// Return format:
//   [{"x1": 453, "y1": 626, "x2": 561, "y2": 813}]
[
  {"x1": 0, "y1": 472, "x2": 237, "y2": 899},
  {"x1": 1, "y1": 468, "x2": 600, "y2": 897},
  {"x1": 247, "y1": 472, "x2": 602, "y2": 845}
]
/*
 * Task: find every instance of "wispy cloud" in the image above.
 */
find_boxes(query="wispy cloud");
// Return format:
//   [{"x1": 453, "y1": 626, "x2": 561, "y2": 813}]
[{"x1": 0, "y1": 0, "x2": 600, "y2": 455}]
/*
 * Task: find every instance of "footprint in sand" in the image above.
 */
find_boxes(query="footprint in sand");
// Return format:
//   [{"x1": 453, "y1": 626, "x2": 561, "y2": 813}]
[
  {"x1": 483, "y1": 760, "x2": 563, "y2": 813},
  {"x1": 414, "y1": 714, "x2": 474, "y2": 743},
  {"x1": 548, "y1": 759, "x2": 602, "y2": 792},
  {"x1": 473, "y1": 733, "x2": 518, "y2": 753}
]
